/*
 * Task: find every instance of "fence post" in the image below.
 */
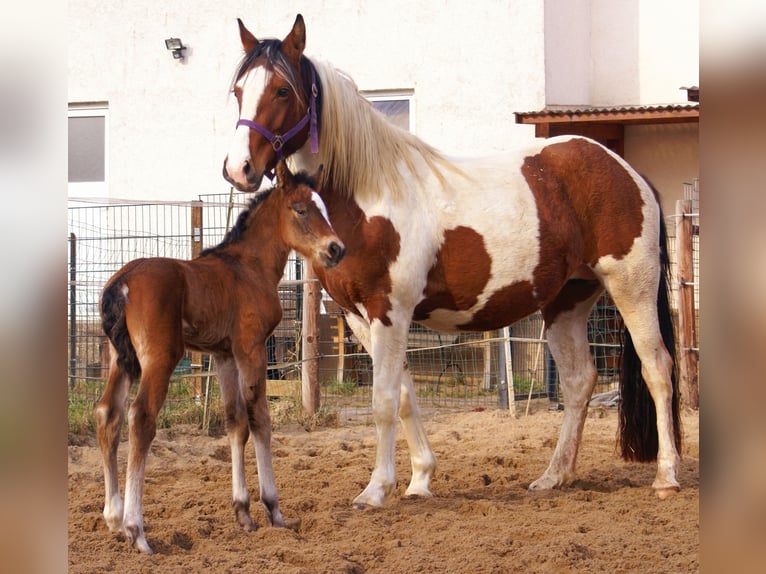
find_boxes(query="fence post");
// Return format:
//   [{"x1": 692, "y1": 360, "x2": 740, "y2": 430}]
[
  {"x1": 302, "y1": 263, "x2": 321, "y2": 415},
  {"x1": 69, "y1": 232, "x2": 77, "y2": 389},
  {"x1": 190, "y1": 202, "x2": 204, "y2": 404},
  {"x1": 675, "y1": 199, "x2": 699, "y2": 409}
]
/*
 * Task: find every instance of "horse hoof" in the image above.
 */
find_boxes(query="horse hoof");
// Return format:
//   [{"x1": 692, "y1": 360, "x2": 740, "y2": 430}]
[
  {"x1": 528, "y1": 478, "x2": 553, "y2": 492},
  {"x1": 125, "y1": 525, "x2": 153, "y2": 555},
  {"x1": 654, "y1": 486, "x2": 680, "y2": 500}
]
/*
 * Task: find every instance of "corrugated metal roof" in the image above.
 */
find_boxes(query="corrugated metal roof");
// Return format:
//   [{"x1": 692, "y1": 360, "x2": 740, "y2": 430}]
[{"x1": 515, "y1": 103, "x2": 699, "y2": 124}]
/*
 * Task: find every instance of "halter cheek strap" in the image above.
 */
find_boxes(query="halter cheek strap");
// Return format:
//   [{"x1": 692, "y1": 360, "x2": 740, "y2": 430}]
[{"x1": 236, "y1": 66, "x2": 319, "y2": 178}]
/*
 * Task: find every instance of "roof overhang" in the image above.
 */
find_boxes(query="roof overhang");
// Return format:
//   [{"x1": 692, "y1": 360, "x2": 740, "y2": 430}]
[{"x1": 514, "y1": 103, "x2": 699, "y2": 156}]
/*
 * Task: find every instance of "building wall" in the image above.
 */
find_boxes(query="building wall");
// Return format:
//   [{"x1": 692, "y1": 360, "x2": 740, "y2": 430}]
[
  {"x1": 624, "y1": 123, "x2": 699, "y2": 216},
  {"x1": 68, "y1": 0, "x2": 698, "y2": 212},
  {"x1": 543, "y1": 0, "x2": 699, "y2": 207},
  {"x1": 545, "y1": 0, "x2": 699, "y2": 106},
  {"x1": 68, "y1": 1, "x2": 545, "y2": 201}
]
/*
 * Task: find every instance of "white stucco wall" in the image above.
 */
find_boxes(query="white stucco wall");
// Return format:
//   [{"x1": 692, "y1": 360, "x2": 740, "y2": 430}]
[
  {"x1": 545, "y1": 0, "x2": 699, "y2": 106},
  {"x1": 68, "y1": 1, "x2": 545, "y2": 201},
  {"x1": 543, "y1": 0, "x2": 698, "y2": 208}
]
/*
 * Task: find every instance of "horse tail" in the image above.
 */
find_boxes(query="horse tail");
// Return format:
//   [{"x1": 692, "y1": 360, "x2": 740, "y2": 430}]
[
  {"x1": 100, "y1": 278, "x2": 142, "y2": 380},
  {"x1": 618, "y1": 190, "x2": 681, "y2": 462}
]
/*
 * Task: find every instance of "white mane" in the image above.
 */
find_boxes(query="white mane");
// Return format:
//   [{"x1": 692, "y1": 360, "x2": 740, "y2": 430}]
[{"x1": 311, "y1": 59, "x2": 463, "y2": 202}]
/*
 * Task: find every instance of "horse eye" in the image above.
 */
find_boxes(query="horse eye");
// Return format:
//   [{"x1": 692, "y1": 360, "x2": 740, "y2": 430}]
[
  {"x1": 292, "y1": 204, "x2": 307, "y2": 216},
  {"x1": 276, "y1": 87, "x2": 290, "y2": 98}
]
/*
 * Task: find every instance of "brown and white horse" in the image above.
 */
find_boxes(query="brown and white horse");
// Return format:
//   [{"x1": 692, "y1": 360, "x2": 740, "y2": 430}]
[
  {"x1": 223, "y1": 15, "x2": 681, "y2": 510},
  {"x1": 96, "y1": 161, "x2": 345, "y2": 554}
]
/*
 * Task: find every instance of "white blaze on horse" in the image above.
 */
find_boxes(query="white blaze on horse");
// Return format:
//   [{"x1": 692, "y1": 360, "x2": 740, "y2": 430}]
[
  {"x1": 223, "y1": 15, "x2": 682, "y2": 510},
  {"x1": 95, "y1": 161, "x2": 344, "y2": 554}
]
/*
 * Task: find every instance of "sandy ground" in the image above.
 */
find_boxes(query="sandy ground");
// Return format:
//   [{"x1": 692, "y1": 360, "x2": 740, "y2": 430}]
[{"x1": 68, "y1": 406, "x2": 699, "y2": 573}]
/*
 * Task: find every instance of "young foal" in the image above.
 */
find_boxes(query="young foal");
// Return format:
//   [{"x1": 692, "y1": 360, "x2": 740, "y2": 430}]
[{"x1": 95, "y1": 161, "x2": 345, "y2": 554}]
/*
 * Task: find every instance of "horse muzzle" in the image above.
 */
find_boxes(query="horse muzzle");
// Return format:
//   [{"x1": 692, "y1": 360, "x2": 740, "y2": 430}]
[
  {"x1": 222, "y1": 158, "x2": 265, "y2": 192},
  {"x1": 322, "y1": 240, "x2": 346, "y2": 269}
]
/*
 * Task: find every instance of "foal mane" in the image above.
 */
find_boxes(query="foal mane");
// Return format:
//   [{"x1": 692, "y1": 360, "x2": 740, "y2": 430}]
[
  {"x1": 200, "y1": 170, "x2": 318, "y2": 257},
  {"x1": 311, "y1": 59, "x2": 462, "y2": 202}
]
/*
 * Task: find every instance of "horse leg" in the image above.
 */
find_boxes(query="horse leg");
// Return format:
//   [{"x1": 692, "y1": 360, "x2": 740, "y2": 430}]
[
  {"x1": 216, "y1": 354, "x2": 256, "y2": 531},
  {"x1": 348, "y1": 312, "x2": 434, "y2": 499},
  {"x1": 398, "y1": 370, "x2": 436, "y2": 498},
  {"x1": 95, "y1": 343, "x2": 132, "y2": 532},
  {"x1": 122, "y1": 352, "x2": 181, "y2": 554},
  {"x1": 529, "y1": 281, "x2": 603, "y2": 491},
  {"x1": 601, "y1": 270, "x2": 681, "y2": 498},
  {"x1": 346, "y1": 313, "x2": 413, "y2": 508},
  {"x1": 236, "y1": 344, "x2": 285, "y2": 528}
]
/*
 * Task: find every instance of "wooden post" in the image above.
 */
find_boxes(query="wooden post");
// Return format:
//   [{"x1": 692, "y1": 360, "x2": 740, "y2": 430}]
[
  {"x1": 190, "y1": 202, "x2": 204, "y2": 404},
  {"x1": 302, "y1": 262, "x2": 321, "y2": 415},
  {"x1": 675, "y1": 199, "x2": 699, "y2": 409},
  {"x1": 482, "y1": 331, "x2": 492, "y2": 391},
  {"x1": 69, "y1": 233, "x2": 77, "y2": 389},
  {"x1": 336, "y1": 316, "x2": 346, "y2": 386}
]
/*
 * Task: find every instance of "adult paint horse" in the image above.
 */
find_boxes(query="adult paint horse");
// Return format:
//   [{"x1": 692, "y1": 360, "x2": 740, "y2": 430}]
[
  {"x1": 222, "y1": 15, "x2": 682, "y2": 510},
  {"x1": 96, "y1": 161, "x2": 345, "y2": 554}
]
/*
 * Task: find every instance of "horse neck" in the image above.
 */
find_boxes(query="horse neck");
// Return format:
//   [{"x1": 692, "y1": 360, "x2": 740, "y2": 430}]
[{"x1": 308, "y1": 59, "x2": 456, "y2": 203}]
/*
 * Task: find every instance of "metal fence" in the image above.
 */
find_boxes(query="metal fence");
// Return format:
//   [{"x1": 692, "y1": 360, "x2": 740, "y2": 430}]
[{"x1": 67, "y1": 182, "x2": 699, "y2": 428}]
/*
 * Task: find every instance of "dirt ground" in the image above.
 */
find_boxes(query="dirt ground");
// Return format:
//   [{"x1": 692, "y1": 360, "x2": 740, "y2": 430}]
[{"x1": 68, "y1": 406, "x2": 699, "y2": 573}]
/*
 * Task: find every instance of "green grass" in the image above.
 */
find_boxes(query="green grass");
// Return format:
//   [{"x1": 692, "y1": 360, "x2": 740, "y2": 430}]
[
  {"x1": 68, "y1": 375, "x2": 340, "y2": 439},
  {"x1": 322, "y1": 377, "x2": 360, "y2": 396}
]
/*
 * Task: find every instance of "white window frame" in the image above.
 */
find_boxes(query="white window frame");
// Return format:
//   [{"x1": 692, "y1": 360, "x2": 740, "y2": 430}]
[
  {"x1": 362, "y1": 90, "x2": 415, "y2": 133},
  {"x1": 68, "y1": 103, "x2": 109, "y2": 201}
]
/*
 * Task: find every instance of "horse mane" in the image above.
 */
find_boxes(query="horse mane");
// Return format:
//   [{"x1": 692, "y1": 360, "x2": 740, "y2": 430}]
[
  {"x1": 230, "y1": 41, "x2": 462, "y2": 202},
  {"x1": 311, "y1": 59, "x2": 462, "y2": 202},
  {"x1": 200, "y1": 170, "x2": 318, "y2": 258}
]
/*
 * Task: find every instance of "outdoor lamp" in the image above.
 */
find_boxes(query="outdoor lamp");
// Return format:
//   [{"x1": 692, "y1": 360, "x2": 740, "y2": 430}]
[{"x1": 165, "y1": 38, "x2": 186, "y2": 59}]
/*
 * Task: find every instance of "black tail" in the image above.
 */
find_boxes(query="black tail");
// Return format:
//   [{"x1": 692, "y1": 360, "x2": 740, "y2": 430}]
[
  {"x1": 618, "y1": 201, "x2": 682, "y2": 462},
  {"x1": 101, "y1": 280, "x2": 142, "y2": 380}
]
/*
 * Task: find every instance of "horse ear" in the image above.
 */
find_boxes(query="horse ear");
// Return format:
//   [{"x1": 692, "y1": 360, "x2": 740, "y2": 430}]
[
  {"x1": 276, "y1": 159, "x2": 292, "y2": 187},
  {"x1": 281, "y1": 14, "x2": 306, "y2": 64},
  {"x1": 237, "y1": 18, "x2": 259, "y2": 53}
]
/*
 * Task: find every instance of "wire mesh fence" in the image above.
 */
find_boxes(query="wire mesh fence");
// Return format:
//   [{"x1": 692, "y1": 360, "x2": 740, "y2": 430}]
[{"x1": 67, "y1": 181, "x2": 699, "y2": 432}]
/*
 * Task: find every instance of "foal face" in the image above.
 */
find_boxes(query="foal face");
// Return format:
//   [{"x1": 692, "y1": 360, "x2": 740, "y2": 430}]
[{"x1": 276, "y1": 162, "x2": 345, "y2": 269}]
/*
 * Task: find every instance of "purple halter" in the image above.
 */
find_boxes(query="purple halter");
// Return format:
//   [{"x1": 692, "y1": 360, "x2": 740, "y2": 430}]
[{"x1": 235, "y1": 66, "x2": 319, "y2": 175}]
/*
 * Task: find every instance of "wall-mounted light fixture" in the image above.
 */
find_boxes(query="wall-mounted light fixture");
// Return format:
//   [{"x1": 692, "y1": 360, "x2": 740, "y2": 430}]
[{"x1": 164, "y1": 38, "x2": 186, "y2": 60}]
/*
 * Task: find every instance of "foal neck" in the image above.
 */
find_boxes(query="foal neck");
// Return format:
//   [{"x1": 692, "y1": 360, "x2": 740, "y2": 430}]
[{"x1": 241, "y1": 196, "x2": 292, "y2": 277}]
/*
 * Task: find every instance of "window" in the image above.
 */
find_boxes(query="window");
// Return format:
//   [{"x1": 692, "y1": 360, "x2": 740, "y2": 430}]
[
  {"x1": 362, "y1": 91, "x2": 414, "y2": 132},
  {"x1": 68, "y1": 104, "x2": 108, "y2": 199}
]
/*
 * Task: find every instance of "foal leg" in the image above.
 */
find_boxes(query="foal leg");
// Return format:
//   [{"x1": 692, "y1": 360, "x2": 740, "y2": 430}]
[
  {"x1": 95, "y1": 344, "x2": 132, "y2": 532},
  {"x1": 122, "y1": 354, "x2": 180, "y2": 554},
  {"x1": 216, "y1": 354, "x2": 256, "y2": 531},
  {"x1": 236, "y1": 345, "x2": 285, "y2": 528},
  {"x1": 529, "y1": 282, "x2": 603, "y2": 491}
]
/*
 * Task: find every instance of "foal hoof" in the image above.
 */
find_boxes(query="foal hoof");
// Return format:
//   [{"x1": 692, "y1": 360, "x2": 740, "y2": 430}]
[
  {"x1": 654, "y1": 486, "x2": 680, "y2": 500},
  {"x1": 233, "y1": 500, "x2": 257, "y2": 532}
]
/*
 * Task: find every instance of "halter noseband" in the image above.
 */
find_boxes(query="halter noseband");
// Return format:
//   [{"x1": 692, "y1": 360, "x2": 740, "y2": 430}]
[{"x1": 235, "y1": 65, "x2": 319, "y2": 179}]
